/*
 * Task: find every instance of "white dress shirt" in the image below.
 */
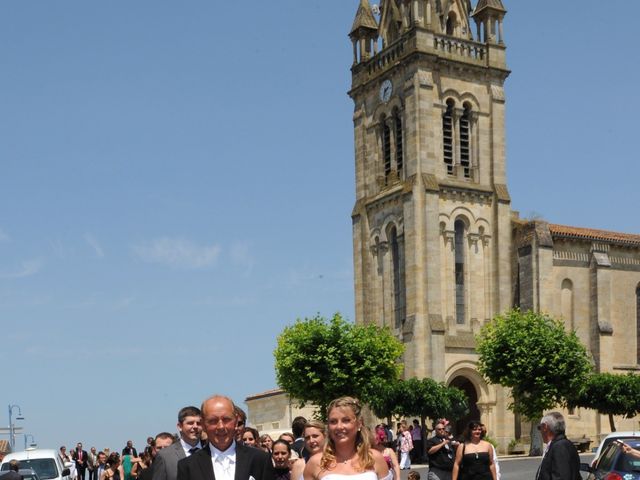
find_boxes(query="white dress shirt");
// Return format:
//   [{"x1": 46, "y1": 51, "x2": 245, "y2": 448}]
[
  {"x1": 180, "y1": 438, "x2": 202, "y2": 457},
  {"x1": 209, "y1": 441, "x2": 236, "y2": 480}
]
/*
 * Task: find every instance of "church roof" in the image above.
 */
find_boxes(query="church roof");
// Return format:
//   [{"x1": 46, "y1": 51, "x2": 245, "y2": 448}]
[
  {"x1": 350, "y1": 0, "x2": 378, "y2": 35},
  {"x1": 549, "y1": 224, "x2": 640, "y2": 247},
  {"x1": 245, "y1": 387, "x2": 286, "y2": 401},
  {"x1": 473, "y1": 0, "x2": 506, "y2": 15}
]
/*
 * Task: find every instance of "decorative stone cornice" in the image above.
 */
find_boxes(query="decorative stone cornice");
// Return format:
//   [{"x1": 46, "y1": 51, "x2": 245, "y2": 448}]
[
  {"x1": 491, "y1": 85, "x2": 505, "y2": 103},
  {"x1": 494, "y1": 183, "x2": 510, "y2": 202},
  {"x1": 429, "y1": 314, "x2": 445, "y2": 333},
  {"x1": 468, "y1": 233, "x2": 480, "y2": 249},
  {"x1": 422, "y1": 173, "x2": 440, "y2": 192},
  {"x1": 370, "y1": 240, "x2": 389, "y2": 256}
]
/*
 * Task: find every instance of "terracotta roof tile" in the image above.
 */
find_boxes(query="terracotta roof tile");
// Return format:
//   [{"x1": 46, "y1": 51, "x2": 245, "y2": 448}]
[{"x1": 549, "y1": 223, "x2": 640, "y2": 246}]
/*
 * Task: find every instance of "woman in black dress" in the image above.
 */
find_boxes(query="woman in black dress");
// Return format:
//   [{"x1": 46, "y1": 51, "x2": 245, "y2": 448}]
[{"x1": 451, "y1": 421, "x2": 496, "y2": 480}]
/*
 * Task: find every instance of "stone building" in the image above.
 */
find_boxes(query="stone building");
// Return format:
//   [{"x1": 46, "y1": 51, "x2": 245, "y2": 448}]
[
  {"x1": 348, "y1": 0, "x2": 640, "y2": 450},
  {"x1": 245, "y1": 389, "x2": 316, "y2": 439}
]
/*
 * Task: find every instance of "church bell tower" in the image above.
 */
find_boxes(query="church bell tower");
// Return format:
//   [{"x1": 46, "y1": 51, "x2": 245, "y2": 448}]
[{"x1": 349, "y1": 0, "x2": 513, "y2": 434}]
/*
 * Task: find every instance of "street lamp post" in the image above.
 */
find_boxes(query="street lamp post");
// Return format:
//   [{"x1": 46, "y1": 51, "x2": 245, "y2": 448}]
[
  {"x1": 8, "y1": 404, "x2": 24, "y2": 452},
  {"x1": 24, "y1": 434, "x2": 36, "y2": 449}
]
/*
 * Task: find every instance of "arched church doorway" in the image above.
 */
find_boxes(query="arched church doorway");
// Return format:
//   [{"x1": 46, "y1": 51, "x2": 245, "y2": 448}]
[{"x1": 449, "y1": 376, "x2": 480, "y2": 436}]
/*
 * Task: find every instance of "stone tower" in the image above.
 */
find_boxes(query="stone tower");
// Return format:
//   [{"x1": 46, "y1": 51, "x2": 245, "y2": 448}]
[{"x1": 349, "y1": 0, "x2": 514, "y2": 438}]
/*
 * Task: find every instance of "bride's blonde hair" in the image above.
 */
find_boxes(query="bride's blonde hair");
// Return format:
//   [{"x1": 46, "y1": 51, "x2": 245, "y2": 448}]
[{"x1": 320, "y1": 397, "x2": 374, "y2": 471}]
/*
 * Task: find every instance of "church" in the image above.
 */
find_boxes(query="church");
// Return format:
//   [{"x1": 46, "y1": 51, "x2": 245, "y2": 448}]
[{"x1": 348, "y1": 0, "x2": 640, "y2": 450}]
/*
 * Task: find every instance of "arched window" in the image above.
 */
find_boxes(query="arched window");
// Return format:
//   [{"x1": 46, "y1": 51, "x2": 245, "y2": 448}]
[
  {"x1": 454, "y1": 219, "x2": 466, "y2": 324},
  {"x1": 460, "y1": 103, "x2": 472, "y2": 178},
  {"x1": 394, "y1": 109, "x2": 403, "y2": 174},
  {"x1": 446, "y1": 12, "x2": 456, "y2": 36},
  {"x1": 561, "y1": 279, "x2": 574, "y2": 330},
  {"x1": 443, "y1": 100, "x2": 455, "y2": 175},
  {"x1": 390, "y1": 227, "x2": 406, "y2": 325},
  {"x1": 381, "y1": 115, "x2": 391, "y2": 176},
  {"x1": 636, "y1": 285, "x2": 640, "y2": 364}
]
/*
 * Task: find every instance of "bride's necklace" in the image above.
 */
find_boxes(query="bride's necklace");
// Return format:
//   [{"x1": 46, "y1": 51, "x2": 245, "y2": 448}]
[{"x1": 336, "y1": 452, "x2": 357, "y2": 464}]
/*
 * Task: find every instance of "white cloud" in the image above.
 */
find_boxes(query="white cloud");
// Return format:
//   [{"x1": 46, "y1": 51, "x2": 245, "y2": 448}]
[
  {"x1": 230, "y1": 241, "x2": 254, "y2": 275},
  {"x1": 132, "y1": 237, "x2": 221, "y2": 269},
  {"x1": 113, "y1": 296, "x2": 135, "y2": 310},
  {"x1": 24, "y1": 344, "x2": 145, "y2": 359},
  {"x1": 0, "y1": 258, "x2": 43, "y2": 279},
  {"x1": 84, "y1": 233, "x2": 105, "y2": 258}
]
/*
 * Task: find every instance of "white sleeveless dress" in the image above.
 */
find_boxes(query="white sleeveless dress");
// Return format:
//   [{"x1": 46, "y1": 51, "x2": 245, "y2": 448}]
[{"x1": 320, "y1": 471, "x2": 393, "y2": 480}]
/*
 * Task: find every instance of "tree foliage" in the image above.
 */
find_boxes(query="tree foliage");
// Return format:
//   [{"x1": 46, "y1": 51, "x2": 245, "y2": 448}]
[
  {"x1": 368, "y1": 377, "x2": 468, "y2": 423},
  {"x1": 568, "y1": 373, "x2": 640, "y2": 431},
  {"x1": 476, "y1": 309, "x2": 592, "y2": 420},
  {"x1": 274, "y1": 313, "x2": 404, "y2": 417}
]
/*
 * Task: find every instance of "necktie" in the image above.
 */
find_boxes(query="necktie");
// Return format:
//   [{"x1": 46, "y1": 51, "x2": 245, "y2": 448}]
[{"x1": 188, "y1": 447, "x2": 199, "y2": 455}]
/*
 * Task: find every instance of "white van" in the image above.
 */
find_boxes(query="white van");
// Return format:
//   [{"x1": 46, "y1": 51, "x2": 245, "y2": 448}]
[{"x1": 0, "y1": 449, "x2": 71, "y2": 480}]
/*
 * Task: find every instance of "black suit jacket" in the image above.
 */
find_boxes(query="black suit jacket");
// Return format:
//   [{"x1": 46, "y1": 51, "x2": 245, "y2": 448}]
[
  {"x1": 3, "y1": 472, "x2": 22, "y2": 480},
  {"x1": 176, "y1": 443, "x2": 274, "y2": 480},
  {"x1": 73, "y1": 450, "x2": 89, "y2": 470},
  {"x1": 123, "y1": 447, "x2": 138, "y2": 457},
  {"x1": 536, "y1": 434, "x2": 581, "y2": 480}
]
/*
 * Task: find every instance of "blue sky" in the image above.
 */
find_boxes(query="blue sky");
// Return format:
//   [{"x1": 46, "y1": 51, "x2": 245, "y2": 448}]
[{"x1": 1, "y1": 1, "x2": 638, "y2": 451}]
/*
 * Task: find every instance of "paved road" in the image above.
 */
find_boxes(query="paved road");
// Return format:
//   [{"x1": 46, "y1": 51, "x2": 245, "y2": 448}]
[{"x1": 399, "y1": 453, "x2": 594, "y2": 480}]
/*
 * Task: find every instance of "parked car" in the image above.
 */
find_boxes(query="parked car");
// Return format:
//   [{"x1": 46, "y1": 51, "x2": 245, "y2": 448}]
[
  {"x1": 0, "y1": 449, "x2": 70, "y2": 480},
  {"x1": 582, "y1": 438, "x2": 640, "y2": 479},
  {"x1": 591, "y1": 431, "x2": 640, "y2": 467},
  {"x1": 0, "y1": 468, "x2": 40, "y2": 480}
]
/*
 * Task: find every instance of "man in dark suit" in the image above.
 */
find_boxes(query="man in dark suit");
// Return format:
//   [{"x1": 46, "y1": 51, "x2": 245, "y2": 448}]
[
  {"x1": 177, "y1": 395, "x2": 274, "y2": 480},
  {"x1": 535, "y1": 411, "x2": 581, "y2": 480},
  {"x1": 153, "y1": 406, "x2": 202, "y2": 480},
  {"x1": 73, "y1": 443, "x2": 89, "y2": 480},
  {"x1": 4, "y1": 460, "x2": 22, "y2": 480},
  {"x1": 122, "y1": 441, "x2": 138, "y2": 457},
  {"x1": 291, "y1": 416, "x2": 308, "y2": 460}
]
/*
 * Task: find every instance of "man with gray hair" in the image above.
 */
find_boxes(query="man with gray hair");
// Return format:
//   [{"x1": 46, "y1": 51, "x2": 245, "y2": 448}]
[{"x1": 535, "y1": 411, "x2": 580, "y2": 480}]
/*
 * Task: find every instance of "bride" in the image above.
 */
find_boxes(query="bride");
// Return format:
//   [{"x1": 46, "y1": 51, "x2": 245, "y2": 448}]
[{"x1": 304, "y1": 397, "x2": 390, "y2": 480}]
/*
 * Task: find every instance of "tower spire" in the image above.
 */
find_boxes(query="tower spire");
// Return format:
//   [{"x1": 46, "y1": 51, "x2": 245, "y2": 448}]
[
  {"x1": 349, "y1": 0, "x2": 379, "y2": 64},
  {"x1": 472, "y1": 0, "x2": 507, "y2": 44}
]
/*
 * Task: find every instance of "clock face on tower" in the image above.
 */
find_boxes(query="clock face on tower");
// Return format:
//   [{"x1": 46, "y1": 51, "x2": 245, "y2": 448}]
[{"x1": 379, "y1": 79, "x2": 393, "y2": 103}]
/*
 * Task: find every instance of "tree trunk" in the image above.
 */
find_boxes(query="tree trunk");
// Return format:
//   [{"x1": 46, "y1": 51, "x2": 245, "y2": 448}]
[
  {"x1": 529, "y1": 416, "x2": 544, "y2": 456},
  {"x1": 609, "y1": 414, "x2": 616, "y2": 432}
]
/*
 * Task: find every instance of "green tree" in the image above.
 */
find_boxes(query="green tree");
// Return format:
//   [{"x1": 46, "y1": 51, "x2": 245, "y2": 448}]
[
  {"x1": 476, "y1": 309, "x2": 592, "y2": 455},
  {"x1": 274, "y1": 313, "x2": 404, "y2": 418},
  {"x1": 394, "y1": 377, "x2": 468, "y2": 424},
  {"x1": 568, "y1": 373, "x2": 640, "y2": 432},
  {"x1": 368, "y1": 378, "x2": 403, "y2": 423},
  {"x1": 368, "y1": 377, "x2": 468, "y2": 460},
  {"x1": 368, "y1": 377, "x2": 469, "y2": 424}
]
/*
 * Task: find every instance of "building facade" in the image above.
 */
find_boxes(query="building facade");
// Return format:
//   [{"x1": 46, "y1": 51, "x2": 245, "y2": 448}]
[{"x1": 348, "y1": 0, "x2": 640, "y2": 449}]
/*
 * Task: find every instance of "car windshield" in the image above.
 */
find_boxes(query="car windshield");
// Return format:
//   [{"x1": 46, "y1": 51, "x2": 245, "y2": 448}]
[
  {"x1": 616, "y1": 453, "x2": 640, "y2": 473},
  {"x1": 0, "y1": 459, "x2": 58, "y2": 480},
  {"x1": 601, "y1": 437, "x2": 640, "y2": 455}
]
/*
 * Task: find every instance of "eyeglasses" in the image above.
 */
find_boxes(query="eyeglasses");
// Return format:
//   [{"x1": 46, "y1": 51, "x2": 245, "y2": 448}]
[{"x1": 536, "y1": 424, "x2": 546, "y2": 431}]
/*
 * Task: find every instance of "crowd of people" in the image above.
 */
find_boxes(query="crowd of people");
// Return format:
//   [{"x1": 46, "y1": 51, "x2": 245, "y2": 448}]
[{"x1": 50, "y1": 395, "x2": 583, "y2": 480}]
